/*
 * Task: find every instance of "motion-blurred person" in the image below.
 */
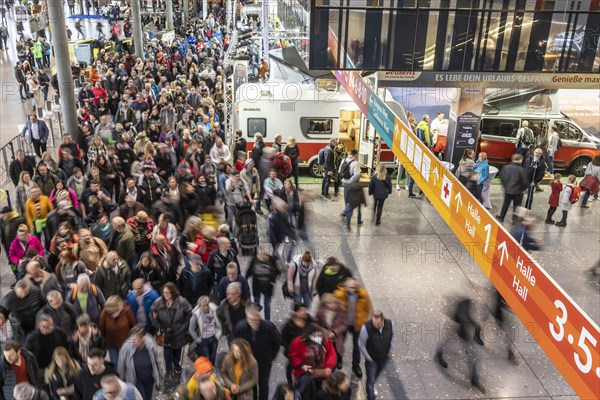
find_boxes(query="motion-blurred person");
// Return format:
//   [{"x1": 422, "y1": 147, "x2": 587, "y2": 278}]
[
  {"x1": 245, "y1": 247, "x2": 280, "y2": 321},
  {"x1": 220, "y1": 338, "x2": 258, "y2": 400},
  {"x1": 233, "y1": 305, "x2": 280, "y2": 400},
  {"x1": 117, "y1": 325, "x2": 165, "y2": 400},
  {"x1": 435, "y1": 298, "x2": 486, "y2": 393}
]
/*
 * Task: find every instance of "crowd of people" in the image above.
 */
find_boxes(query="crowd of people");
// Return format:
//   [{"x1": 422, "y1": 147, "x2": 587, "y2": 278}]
[{"x1": 0, "y1": 1, "x2": 401, "y2": 400}]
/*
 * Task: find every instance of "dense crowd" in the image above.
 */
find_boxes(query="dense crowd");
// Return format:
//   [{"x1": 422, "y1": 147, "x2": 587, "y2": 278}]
[{"x1": 1, "y1": 1, "x2": 398, "y2": 400}]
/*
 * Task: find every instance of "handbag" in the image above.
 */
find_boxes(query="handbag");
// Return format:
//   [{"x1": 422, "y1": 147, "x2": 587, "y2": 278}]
[
  {"x1": 154, "y1": 330, "x2": 165, "y2": 347},
  {"x1": 281, "y1": 261, "x2": 298, "y2": 299}
]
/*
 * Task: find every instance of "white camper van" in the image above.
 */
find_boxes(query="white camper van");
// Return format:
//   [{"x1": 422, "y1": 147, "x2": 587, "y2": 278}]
[{"x1": 233, "y1": 82, "x2": 398, "y2": 176}]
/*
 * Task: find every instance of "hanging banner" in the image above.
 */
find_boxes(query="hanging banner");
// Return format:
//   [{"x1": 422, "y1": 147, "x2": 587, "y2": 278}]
[
  {"x1": 376, "y1": 71, "x2": 600, "y2": 90},
  {"x1": 335, "y1": 70, "x2": 600, "y2": 399}
]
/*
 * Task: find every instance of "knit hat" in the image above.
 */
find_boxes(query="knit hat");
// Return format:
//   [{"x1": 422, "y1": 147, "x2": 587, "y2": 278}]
[{"x1": 194, "y1": 356, "x2": 214, "y2": 377}]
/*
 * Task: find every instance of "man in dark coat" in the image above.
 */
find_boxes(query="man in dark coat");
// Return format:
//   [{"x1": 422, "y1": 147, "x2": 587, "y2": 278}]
[
  {"x1": 73, "y1": 348, "x2": 118, "y2": 400},
  {"x1": 9, "y1": 150, "x2": 35, "y2": 185},
  {"x1": 0, "y1": 341, "x2": 40, "y2": 400},
  {"x1": 233, "y1": 305, "x2": 281, "y2": 400},
  {"x1": 24, "y1": 313, "x2": 69, "y2": 371},
  {"x1": 0, "y1": 280, "x2": 45, "y2": 335},
  {"x1": 232, "y1": 129, "x2": 247, "y2": 162},
  {"x1": 315, "y1": 257, "x2": 353, "y2": 297},
  {"x1": 496, "y1": 154, "x2": 530, "y2": 222}
]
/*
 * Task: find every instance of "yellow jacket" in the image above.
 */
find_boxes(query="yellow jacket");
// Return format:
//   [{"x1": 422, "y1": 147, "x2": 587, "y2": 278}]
[
  {"x1": 24, "y1": 196, "x2": 54, "y2": 228},
  {"x1": 334, "y1": 285, "x2": 373, "y2": 332}
]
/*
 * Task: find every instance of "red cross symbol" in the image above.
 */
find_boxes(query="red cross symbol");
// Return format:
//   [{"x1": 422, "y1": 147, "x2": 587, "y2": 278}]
[{"x1": 443, "y1": 182, "x2": 450, "y2": 198}]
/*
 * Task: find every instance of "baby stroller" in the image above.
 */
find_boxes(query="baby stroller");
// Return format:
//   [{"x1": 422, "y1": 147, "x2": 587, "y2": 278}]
[{"x1": 236, "y1": 203, "x2": 259, "y2": 256}]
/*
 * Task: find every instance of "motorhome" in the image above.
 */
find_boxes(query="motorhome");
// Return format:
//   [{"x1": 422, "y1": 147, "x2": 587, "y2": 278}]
[
  {"x1": 234, "y1": 82, "x2": 396, "y2": 176},
  {"x1": 478, "y1": 90, "x2": 600, "y2": 176}
]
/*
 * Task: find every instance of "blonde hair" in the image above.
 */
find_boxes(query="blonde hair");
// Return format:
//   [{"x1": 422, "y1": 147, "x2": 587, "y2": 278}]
[
  {"x1": 375, "y1": 163, "x2": 387, "y2": 180},
  {"x1": 45, "y1": 347, "x2": 79, "y2": 384},
  {"x1": 568, "y1": 174, "x2": 576, "y2": 183},
  {"x1": 104, "y1": 295, "x2": 124, "y2": 312},
  {"x1": 287, "y1": 137, "x2": 296, "y2": 145}
]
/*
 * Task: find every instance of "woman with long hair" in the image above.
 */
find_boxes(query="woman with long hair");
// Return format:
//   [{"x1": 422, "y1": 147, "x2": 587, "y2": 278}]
[
  {"x1": 456, "y1": 148, "x2": 476, "y2": 185},
  {"x1": 55, "y1": 248, "x2": 88, "y2": 292},
  {"x1": 150, "y1": 282, "x2": 192, "y2": 381},
  {"x1": 131, "y1": 251, "x2": 164, "y2": 293},
  {"x1": 368, "y1": 163, "x2": 392, "y2": 226},
  {"x1": 44, "y1": 346, "x2": 80, "y2": 400},
  {"x1": 15, "y1": 171, "x2": 34, "y2": 215},
  {"x1": 49, "y1": 180, "x2": 79, "y2": 209},
  {"x1": 220, "y1": 338, "x2": 258, "y2": 400},
  {"x1": 86, "y1": 135, "x2": 107, "y2": 171}
]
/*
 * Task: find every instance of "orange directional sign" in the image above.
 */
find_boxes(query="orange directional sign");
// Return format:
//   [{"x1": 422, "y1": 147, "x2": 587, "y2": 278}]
[{"x1": 334, "y1": 70, "x2": 600, "y2": 399}]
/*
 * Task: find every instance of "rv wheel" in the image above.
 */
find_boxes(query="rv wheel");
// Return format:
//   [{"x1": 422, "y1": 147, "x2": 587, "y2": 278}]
[
  {"x1": 569, "y1": 157, "x2": 591, "y2": 177},
  {"x1": 309, "y1": 159, "x2": 324, "y2": 178}
]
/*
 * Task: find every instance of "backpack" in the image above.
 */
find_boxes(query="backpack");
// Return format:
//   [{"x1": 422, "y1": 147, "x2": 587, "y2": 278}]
[
  {"x1": 70, "y1": 283, "x2": 99, "y2": 302},
  {"x1": 556, "y1": 136, "x2": 563, "y2": 151},
  {"x1": 340, "y1": 159, "x2": 354, "y2": 180},
  {"x1": 317, "y1": 147, "x2": 326, "y2": 166},
  {"x1": 521, "y1": 127, "x2": 534, "y2": 146},
  {"x1": 568, "y1": 184, "x2": 581, "y2": 204}
]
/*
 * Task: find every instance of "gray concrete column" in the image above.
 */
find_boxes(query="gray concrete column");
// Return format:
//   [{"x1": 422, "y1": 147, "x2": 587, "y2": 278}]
[
  {"x1": 182, "y1": 0, "x2": 188, "y2": 24},
  {"x1": 165, "y1": 0, "x2": 173, "y2": 30},
  {"x1": 47, "y1": 0, "x2": 80, "y2": 141},
  {"x1": 131, "y1": 0, "x2": 144, "y2": 58}
]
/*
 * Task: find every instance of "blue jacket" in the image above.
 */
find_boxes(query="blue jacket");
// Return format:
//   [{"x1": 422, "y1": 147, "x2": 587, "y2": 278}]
[
  {"x1": 21, "y1": 119, "x2": 49, "y2": 144},
  {"x1": 474, "y1": 160, "x2": 490, "y2": 185},
  {"x1": 368, "y1": 173, "x2": 392, "y2": 200},
  {"x1": 126, "y1": 287, "x2": 160, "y2": 333}
]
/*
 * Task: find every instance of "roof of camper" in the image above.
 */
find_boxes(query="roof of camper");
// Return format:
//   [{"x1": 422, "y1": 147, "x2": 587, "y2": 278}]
[{"x1": 235, "y1": 81, "x2": 353, "y2": 103}]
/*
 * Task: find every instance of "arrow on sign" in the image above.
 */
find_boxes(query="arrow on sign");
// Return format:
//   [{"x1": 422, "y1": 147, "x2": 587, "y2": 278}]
[
  {"x1": 454, "y1": 191, "x2": 463, "y2": 213},
  {"x1": 497, "y1": 241, "x2": 508, "y2": 266}
]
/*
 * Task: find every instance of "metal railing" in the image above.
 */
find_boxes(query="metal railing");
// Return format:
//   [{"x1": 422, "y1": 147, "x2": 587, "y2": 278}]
[{"x1": 0, "y1": 106, "x2": 64, "y2": 208}]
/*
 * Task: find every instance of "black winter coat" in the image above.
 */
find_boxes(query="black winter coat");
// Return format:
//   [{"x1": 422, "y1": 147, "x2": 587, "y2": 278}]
[
  {"x1": 233, "y1": 320, "x2": 281, "y2": 367},
  {"x1": 346, "y1": 182, "x2": 367, "y2": 208},
  {"x1": 0, "y1": 287, "x2": 45, "y2": 334},
  {"x1": 369, "y1": 174, "x2": 392, "y2": 200},
  {"x1": 150, "y1": 296, "x2": 192, "y2": 349}
]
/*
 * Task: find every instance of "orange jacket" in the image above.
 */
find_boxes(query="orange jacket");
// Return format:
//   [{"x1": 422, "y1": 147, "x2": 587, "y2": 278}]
[
  {"x1": 333, "y1": 285, "x2": 373, "y2": 331},
  {"x1": 24, "y1": 195, "x2": 54, "y2": 228}
]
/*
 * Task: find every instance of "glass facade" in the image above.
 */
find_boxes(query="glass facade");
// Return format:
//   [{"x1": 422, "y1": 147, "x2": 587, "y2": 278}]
[{"x1": 310, "y1": 0, "x2": 600, "y2": 72}]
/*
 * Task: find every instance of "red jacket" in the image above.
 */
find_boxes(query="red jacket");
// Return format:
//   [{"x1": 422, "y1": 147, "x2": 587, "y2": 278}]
[
  {"x1": 548, "y1": 181, "x2": 562, "y2": 208},
  {"x1": 289, "y1": 336, "x2": 337, "y2": 380}
]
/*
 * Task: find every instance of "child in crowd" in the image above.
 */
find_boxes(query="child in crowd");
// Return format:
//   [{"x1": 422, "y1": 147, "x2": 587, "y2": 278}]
[
  {"x1": 556, "y1": 175, "x2": 577, "y2": 227},
  {"x1": 545, "y1": 173, "x2": 562, "y2": 224}
]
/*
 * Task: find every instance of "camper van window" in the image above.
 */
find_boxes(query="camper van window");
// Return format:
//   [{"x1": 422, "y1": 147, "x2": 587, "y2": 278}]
[
  {"x1": 481, "y1": 119, "x2": 519, "y2": 138},
  {"x1": 301, "y1": 118, "x2": 333, "y2": 135},
  {"x1": 248, "y1": 118, "x2": 267, "y2": 137},
  {"x1": 554, "y1": 120, "x2": 582, "y2": 141}
]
